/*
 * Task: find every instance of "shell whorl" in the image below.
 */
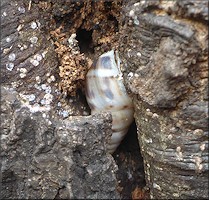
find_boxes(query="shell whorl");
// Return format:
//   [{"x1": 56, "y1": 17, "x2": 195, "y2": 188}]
[{"x1": 86, "y1": 50, "x2": 134, "y2": 154}]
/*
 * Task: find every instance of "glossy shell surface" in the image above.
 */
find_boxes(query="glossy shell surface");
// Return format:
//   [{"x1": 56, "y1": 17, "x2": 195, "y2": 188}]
[{"x1": 86, "y1": 50, "x2": 134, "y2": 153}]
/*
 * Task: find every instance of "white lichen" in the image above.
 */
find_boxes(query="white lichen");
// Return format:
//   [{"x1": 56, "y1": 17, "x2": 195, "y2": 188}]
[
  {"x1": 137, "y1": 52, "x2": 142, "y2": 57},
  {"x1": 129, "y1": 10, "x2": 135, "y2": 17},
  {"x1": 27, "y1": 94, "x2": 36, "y2": 102},
  {"x1": 18, "y1": 44, "x2": 28, "y2": 51},
  {"x1": 29, "y1": 36, "x2": 38, "y2": 44},
  {"x1": 6, "y1": 63, "x2": 14, "y2": 71},
  {"x1": 19, "y1": 93, "x2": 36, "y2": 102},
  {"x1": 2, "y1": 12, "x2": 7, "y2": 17},
  {"x1": 134, "y1": 2, "x2": 140, "y2": 7},
  {"x1": 41, "y1": 50, "x2": 47, "y2": 58},
  {"x1": 18, "y1": 6, "x2": 26, "y2": 13},
  {"x1": 167, "y1": 134, "x2": 173, "y2": 140},
  {"x1": 30, "y1": 54, "x2": 42, "y2": 66},
  {"x1": 41, "y1": 84, "x2": 47, "y2": 90},
  {"x1": 6, "y1": 37, "x2": 11, "y2": 43},
  {"x1": 134, "y1": 18, "x2": 139, "y2": 25},
  {"x1": 11, "y1": 82, "x2": 18, "y2": 88},
  {"x1": 200, "y1": 143, "x2": 206, "y2": 151},
  {"x1": 34, "y1": 84, "x2": 42, "y2": 90},
  {"x1": 25, "y1": 103, "x2": 50, "y2": 113},
  {"x1": 59, "y1": 110, "x2": 69, "y2": 118},
  {"x1": 20, "y1": 73, "x2": 27, "y2": 78},
  {"x1": 134, "y1": 73, "x2": 139, "y2": 78},
  {"x1": 40, "y1": 93, "x2": 53, "y2": 105},
  {"x1": 153, "y1": 183, "x2": 162, "y2": 191},
  {"x1": 128, "y1": 72, "x2": 134, "y2": 77},
  {"x1": 193, "y1": 129, "x2": 203, "y2": 136},
  {"x1": 31, "y1": 21, "x2": 37, "y2": 29},
  {"x1": 47, "y1": 75, "x2": 56, "y2": 83},
  {"x1": 45, "y1": 86, "x2": 52, "y2": 94},
  {"x1": 176, "y1": 146, "x2": 181, "y2": 152},
  {"x1": 34, "y1": 54, "x2": 42, "y2": 61},
  {"x1": 193, "y1": 156, "x2": 203, "y2": 172},
  {"x1": 41, "y1": 84, "x2": 51, "y2": 93},
  {"x1": 8, "y1": 53, "x2": 16, "y2": 61},
  {"x1": 35, "y1": 76, "x2": 41, "y2": 84},
  {"x1": 30, "y1": 58, "x2": 39, "y2": 66},
  {"x1": 140, "y1": 0, "x2": 146, "y2": 4},
  {"x1": 19, "y1": 68, "x2": 27, "y2": 73},
  {"x1": 145, "y1": 138, "x2": 153, "y2": 144},
  {"x1": 173, "y1": 193, "x2": 180, "y2": 197},
  {"x1": 146, "y1": 109, "x2": 153, "y2": 117},
  {"x1": 152, "y1": 113, "x2": 159, "y2": 119}
]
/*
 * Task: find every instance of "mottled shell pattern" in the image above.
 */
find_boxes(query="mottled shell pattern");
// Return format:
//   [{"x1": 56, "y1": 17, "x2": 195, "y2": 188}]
[{"x1": 86, "y1": 50, "x2": 134, "y2": 154}]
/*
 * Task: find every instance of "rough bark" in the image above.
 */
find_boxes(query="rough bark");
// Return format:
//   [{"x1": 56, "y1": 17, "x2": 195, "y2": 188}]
[
  {"x1": 2, "y1": 0, "x2": 208, "y2": 199},
  {"x1": 1, "y1": 87, "x2": 119, "y2": 199},
  {"x1": 119, "y1": 0, "x2": 208, "y2": 199},
  {"x1": 1, "y1": 0, "x2": 120, "y2": 199}
]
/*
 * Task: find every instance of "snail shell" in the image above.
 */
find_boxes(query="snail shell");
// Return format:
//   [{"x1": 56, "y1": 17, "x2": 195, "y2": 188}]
[{"x1": 86, "y1": 50, "x2": 134, "y2": 154}]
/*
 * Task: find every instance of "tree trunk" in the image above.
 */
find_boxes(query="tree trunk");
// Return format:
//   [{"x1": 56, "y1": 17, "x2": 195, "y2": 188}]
[
  {"x1": 1, "y1": 0, "x2": 208, "y2": 199},
  {"x1": 119, "y1": 0, "x2": 208, "y2": 199},
  {"x1": 1, "y1": 0, "x2": 120, "y2": 198}
]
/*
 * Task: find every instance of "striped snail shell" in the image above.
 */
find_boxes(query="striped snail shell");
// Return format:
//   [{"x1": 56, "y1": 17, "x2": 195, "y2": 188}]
[{"x1": 86, "y1": 50, "x2": 134, "y2": 154}]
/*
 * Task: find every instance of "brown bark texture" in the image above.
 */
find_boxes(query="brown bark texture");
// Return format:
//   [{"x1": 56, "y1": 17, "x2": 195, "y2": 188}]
[
  {"x1": 1, "y1": 87, "x2": 119, "y2": 199},
  {"x1": 1, "y1": 0, "x2": 120, "y2": 199},
  {"x1": 1, "y1": 0, "x2": 208, "y2": 199},
  {"x1": 119, "y1": 0, "x2": 208, "y2": 199}
]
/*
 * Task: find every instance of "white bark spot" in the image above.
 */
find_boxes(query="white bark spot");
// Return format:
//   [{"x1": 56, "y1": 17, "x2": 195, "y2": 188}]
[
  {"x1": 31, "y1": 21, "x2": 37, "y2": 29},
  {"x1": 8, "y1": 53, "x2": 16, "y2": 61},
  {"x1": 6, "y1": 63, "x2": 14, "y2": 71}
]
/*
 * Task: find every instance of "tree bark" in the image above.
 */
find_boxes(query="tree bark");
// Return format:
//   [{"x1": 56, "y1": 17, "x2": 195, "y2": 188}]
[
  {"x1": 1, "y1": 0, "x2": 120, "y2": 198},
  {"x1": 1, "y1": 0, "x2": 208, "y2": 199},
  {"x1": 1, "y1": 87, "x2": 119, "y2": 199},
  {"x1": 119, "y1": 0, "x2": 208, "y2": 199}
]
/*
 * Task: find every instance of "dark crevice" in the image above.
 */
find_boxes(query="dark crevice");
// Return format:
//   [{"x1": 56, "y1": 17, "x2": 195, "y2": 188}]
[
  {"x1": 113, "y1": 121, "x2": 146, "y2": 199},
  {"x1": 107, "y1": 14, "x2": 119, "y2": 32},
  {"x1": 76, "y1": 28, "x2": 94, "y2": 54}
]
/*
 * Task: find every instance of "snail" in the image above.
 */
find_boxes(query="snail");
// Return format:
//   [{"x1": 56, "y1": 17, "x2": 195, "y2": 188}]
[{"x1": 86, "y1": 50, "x2": 134, "y2": 154}]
